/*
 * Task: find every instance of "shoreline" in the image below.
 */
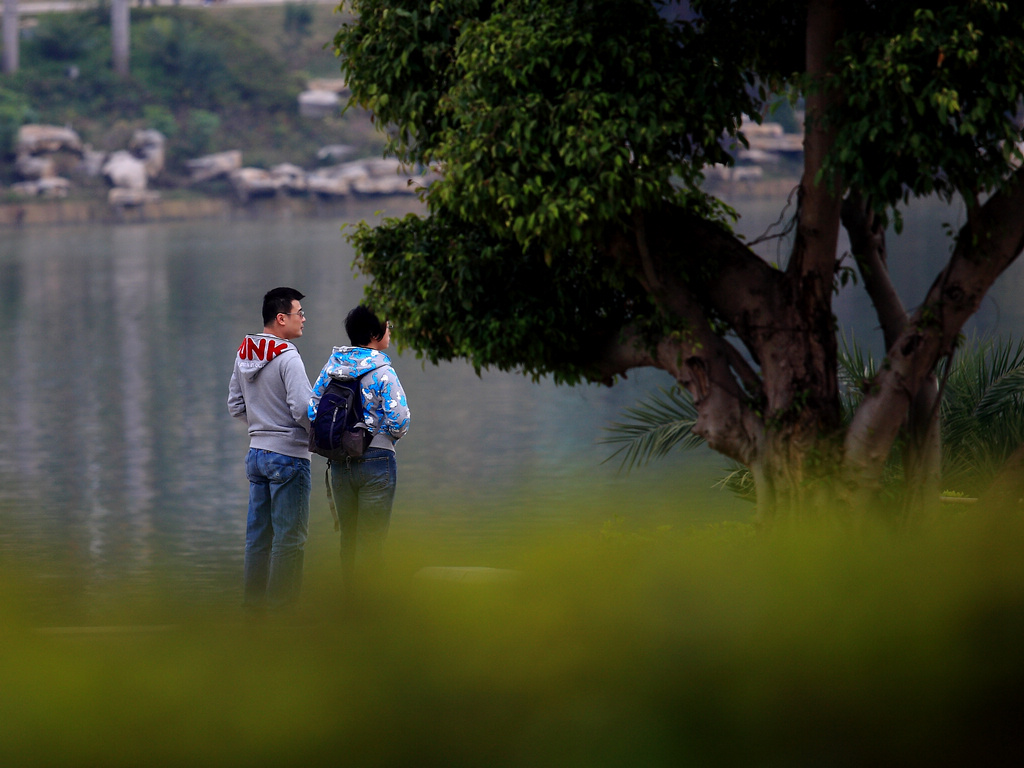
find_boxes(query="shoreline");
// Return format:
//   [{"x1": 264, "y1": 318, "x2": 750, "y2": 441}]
[
  {"x1": 0, "y1": 193, "x2": 424, "y2": 228},
  {"x1": 0, "y1": 177, "x2": 800, "y2": 229}
]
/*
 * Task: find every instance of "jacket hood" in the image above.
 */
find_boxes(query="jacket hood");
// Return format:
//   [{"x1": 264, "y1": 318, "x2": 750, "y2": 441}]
[
  {"x1": 235, "y1": 333, "x2": 299, "y2": 380},
  {"x1": 328, "y1": 346, "x2": 391, "y2": 380}
]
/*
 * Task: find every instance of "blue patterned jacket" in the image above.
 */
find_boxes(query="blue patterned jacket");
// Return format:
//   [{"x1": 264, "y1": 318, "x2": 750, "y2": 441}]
[{"x1": 308, "y1": 347, "x2": 410, "y2": 451}]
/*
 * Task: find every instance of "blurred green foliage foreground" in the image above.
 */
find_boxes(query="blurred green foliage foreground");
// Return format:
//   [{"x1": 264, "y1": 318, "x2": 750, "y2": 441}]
[{"x1": 2, "y1": 504, "x2": 1023, "y2": 767}]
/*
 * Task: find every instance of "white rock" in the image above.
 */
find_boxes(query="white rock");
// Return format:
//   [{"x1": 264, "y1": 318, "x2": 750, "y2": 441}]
[
  {"x1": 353, "y1": 175, "x2": 417, "y2": 196},
  {"x1": 316, "y1": 144, "x2": 355, "y2": 162},
  {"x1": 306, "y1": 171, "x2": 351, "y2": 197},
  {"x1": 298, "y1": 90, "x2": 340, "y2": 118},
  {"x1": 363, "y1": 157, "x2": 404, "y2": 176},
  {"x1": 9, "y1": 181, "x2": 39, "y2": 197},
  {"x1": 14, "y1": 153, "x2": 56, "y2": 180},
  {"x1": 36, "y1": 177, "x2": 71, "y2": 198},
  {"x1": 16, "y1": 124, "x2": 83, "y2": 156},
  {"x1": 230, "y1": 167, "x2": 281, "y2": 201},
  {"x1": 129, "y1": 129, "x2": 166, "y2": 178},
  {"x1": 185, "y1": 150, "x2": 243, "y2": 183},
  {"x1": 10, "y1": 177, "x2": 71, "y2": 198},
  {"x1": 102, "y1": 150, "x2": 149, "y2": 190},
  {"x1": 306, "y1": 78, "x2": 348, "y2": 94},
  {"x1": 270, "y1": 163, "x2": 308, "y2": 194}
]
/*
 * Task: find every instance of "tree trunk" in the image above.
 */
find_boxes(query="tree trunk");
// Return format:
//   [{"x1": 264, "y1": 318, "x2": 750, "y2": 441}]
[
  {"x1": 900, "y1": 376, "x2": 942, "y2": 523},
  {"x1": 2, "y1": 0, "x2": 17, "y2": 74},
  {"x1": 840, "y1": 193, "x2": 943, "y2": 521},
  {"x1": 111, "y1": 0, "x2": 129, "y2": 77},
  {"x1": 844, "y1": 173, "x2": 1024, "y2": 509},
  {"x1": 602, "y1": 1, "x2": 1024, "y2": 525}
]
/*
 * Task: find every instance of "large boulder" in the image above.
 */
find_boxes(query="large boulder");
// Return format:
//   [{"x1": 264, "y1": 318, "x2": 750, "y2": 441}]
[
  {"x1": 10, "y1": 177, "x2": 71, "y2": 198},
  {"x1": 229, "y1": 167, "x2": 281, "y2": 201},
  {"x1": 351, "y1": 158, "x2": 407, "y2": 195},
  {"x1": 16, "y1": 124, "x2": 83, "y2": 156},
  {"x1": 344, "y1": 157, "x2": 437, "y2": 196},
  {"x1": 362, "y1": 157, "x2": 404, "y2": 177},
  {"x1": 298, "y1": 90, "x2": 340, "y2": 118},
  {"x1": 102, "y1": 150, "x2": 149, "y2": 190},
  {"x1": 316, "y1": 144, "x2": 355, "y2": 163},
  {"x1": 129, "y1": 129, "x2": 166, "y2": 179},
  {"x1": 270, "y1": 163, "x2": 308, "y2": 195},
  {"x1": 14, "y1": 154, "x2": 56, "y2": 181},
  {"x1": 306, "y1": 172, "x2": 351, "y2": 197},
  {"x1": 306, "y1": 78, "x2": 349, "y2": 95},
  {"x1": 185, "y1": 150, "x2": 243, "y2": 183},
  {"x1": 307, "y1": 161, "x2": 372, "y2": 197}
]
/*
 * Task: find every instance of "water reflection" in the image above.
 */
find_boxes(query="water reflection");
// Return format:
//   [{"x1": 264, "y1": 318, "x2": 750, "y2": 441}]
[
  {"x1": 0, "y1": 202, "x2": 697, "y2": 605},
  {"x1": 1, "y1": 195, "x2": 1021, "y2": 607}
]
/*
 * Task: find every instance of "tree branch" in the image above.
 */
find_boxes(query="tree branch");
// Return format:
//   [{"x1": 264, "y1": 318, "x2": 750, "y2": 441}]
[
  {"x1": 844, "y1": 168, "x2": 1024, "y2": 497},
  {"x1": 788, "y1": 0, "x2": 844, "y2": 286},
  {"x1": 597, "y1": 220, "x2": 766, "y2": 466},
  {"x1": 840, "y1": 191, "x2": 908, "y2": 349}
]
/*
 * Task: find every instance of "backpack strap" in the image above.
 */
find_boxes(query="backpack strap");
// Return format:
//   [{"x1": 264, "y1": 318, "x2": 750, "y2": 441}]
[{"x1": 324, "y1": 461, "x2": 340, "y2": 531}]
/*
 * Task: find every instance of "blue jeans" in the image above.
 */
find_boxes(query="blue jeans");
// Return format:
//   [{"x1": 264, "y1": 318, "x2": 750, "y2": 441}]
[
  {"x1": 244, "y1": 449, "x2": 311, "y2": 608},
  {"x1": 329, "y1": 448, "x2": 397, "y2": 591}
]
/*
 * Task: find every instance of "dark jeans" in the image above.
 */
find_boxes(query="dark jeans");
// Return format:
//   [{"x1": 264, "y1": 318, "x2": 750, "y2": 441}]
[
  {"x1": 243, "y1": 449, "x2": 311, "y2": 609},
  {"x1": 328, "y1": 448, "x2": 397, "y2": 592}
]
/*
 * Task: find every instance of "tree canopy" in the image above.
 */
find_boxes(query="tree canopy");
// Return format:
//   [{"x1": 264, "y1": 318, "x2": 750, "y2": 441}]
[{"x1": 334, "y1": 0, "x2": 1024, "y2": 520}]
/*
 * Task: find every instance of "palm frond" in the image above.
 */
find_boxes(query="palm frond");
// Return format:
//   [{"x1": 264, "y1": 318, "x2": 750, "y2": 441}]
[
  {"x1": 838, "y1": 332, "x2": 879, "y2": 422},
  {"x1": 837, "y1": 332, "x2": 878, "y2": 395},
  {"x1": 941, "y1": 336, "x2": 1024, "y2": 494},
  {"x1": 972, "y1": 347, "x2": 1024, "y2": 423},
  {"x1": 601, "y1": 385, "x2": 704, "y2": 471},
  {"x1": 713, "y1": 462, "x2": 757, "y2": 503},
  {"x1": 602, "y1": 335, "x2": 1024, "y2": 501}
]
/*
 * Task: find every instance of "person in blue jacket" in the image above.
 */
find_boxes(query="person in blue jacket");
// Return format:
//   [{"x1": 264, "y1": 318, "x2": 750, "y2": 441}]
[{"x1": 308, "y1": 305, "x2": 410, "y2": 594}]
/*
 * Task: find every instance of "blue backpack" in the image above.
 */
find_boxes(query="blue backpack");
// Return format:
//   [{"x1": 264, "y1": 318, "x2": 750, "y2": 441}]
[{"x1": 308, "y1": 376, "x2": 373, "y2": 460}]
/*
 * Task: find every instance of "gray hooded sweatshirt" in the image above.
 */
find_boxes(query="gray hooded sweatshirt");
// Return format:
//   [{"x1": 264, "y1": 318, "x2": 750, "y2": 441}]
[{"x1": 227, "y1": 333, "x2": 313, "y2": 459}]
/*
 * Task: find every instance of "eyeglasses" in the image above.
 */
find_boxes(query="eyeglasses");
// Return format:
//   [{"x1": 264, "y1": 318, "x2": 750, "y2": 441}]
[
  {"x1": 385, "y1": 321, "x2": 393, "y2": 331},
  {"x1": 282, "y1": 310, "x2": 306, "y2": 318}
]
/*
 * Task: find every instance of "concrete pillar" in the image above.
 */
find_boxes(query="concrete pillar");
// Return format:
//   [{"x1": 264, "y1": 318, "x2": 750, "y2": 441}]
[
  {"x1": 111, "y1": 0, "x2": 129, "y2": 77},
  {"x1": 2, "y1": 0, "x2": 18, "y2": 74}
]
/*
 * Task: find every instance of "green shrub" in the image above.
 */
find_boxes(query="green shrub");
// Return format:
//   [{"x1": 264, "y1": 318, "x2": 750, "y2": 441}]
[
  {"x1": 32, "y1": 12, "x2": 103, "y2": 62},
  {"x1": 0, "y1": 88, "x2": 36, "y2": 159},
  {"x1": 284, "y1": 2, "x2": 314, "y2": 36},
  {"x1": 142, "y1": 104, "x2": 177, "y2": 139},
  {"x1": 182, "y1": 108, "x2": 220, "y2": 158}
]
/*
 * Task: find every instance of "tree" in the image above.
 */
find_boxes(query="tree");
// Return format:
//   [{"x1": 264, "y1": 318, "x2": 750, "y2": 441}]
[
  {"x1": 333, "y1": 0, "x2": 1024, "y2": 522},
  {"x1": 604, "y1": 335, "x2": 1024, "y2": 512}
]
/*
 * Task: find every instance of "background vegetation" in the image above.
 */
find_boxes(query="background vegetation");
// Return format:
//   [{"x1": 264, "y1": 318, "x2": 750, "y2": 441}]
[{"x1": 0, "y1": 4, "x2": 383, "y2": 186}]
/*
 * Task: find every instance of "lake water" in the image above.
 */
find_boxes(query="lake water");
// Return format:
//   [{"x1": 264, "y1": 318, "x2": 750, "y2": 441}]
[{"x1": 1, "y1": 195, "x2": 1021, "y2": 607}]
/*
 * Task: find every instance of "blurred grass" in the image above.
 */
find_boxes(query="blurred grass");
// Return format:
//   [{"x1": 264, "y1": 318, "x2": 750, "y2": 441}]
[{"x1": 2, "y1": 498, "x2": 1024, "y2": 767}]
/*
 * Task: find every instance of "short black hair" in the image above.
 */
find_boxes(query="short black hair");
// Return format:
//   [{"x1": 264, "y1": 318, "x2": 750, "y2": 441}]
[
  {"x1": 262, "y1": 287, "x2": 304, "y2": 326},
  {"x1": 345, "y1": 305, "x2": 385, "y2": 346}
]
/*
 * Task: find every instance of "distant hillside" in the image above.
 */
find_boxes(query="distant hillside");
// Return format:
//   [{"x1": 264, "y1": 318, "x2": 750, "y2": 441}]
[{"x1": 0, "y1": 4, "x2": 382, "y2": 190}]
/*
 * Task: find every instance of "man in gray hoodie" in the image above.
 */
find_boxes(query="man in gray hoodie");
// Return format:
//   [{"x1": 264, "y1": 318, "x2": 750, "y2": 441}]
[{"x1": 228, "y1": 287, "x2": 313, "y2": 610}]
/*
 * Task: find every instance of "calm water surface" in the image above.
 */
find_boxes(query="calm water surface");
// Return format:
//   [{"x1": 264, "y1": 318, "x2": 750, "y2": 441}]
[{"x1": 1, "y1": 195, "x2": 1020, "y2": 606}]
